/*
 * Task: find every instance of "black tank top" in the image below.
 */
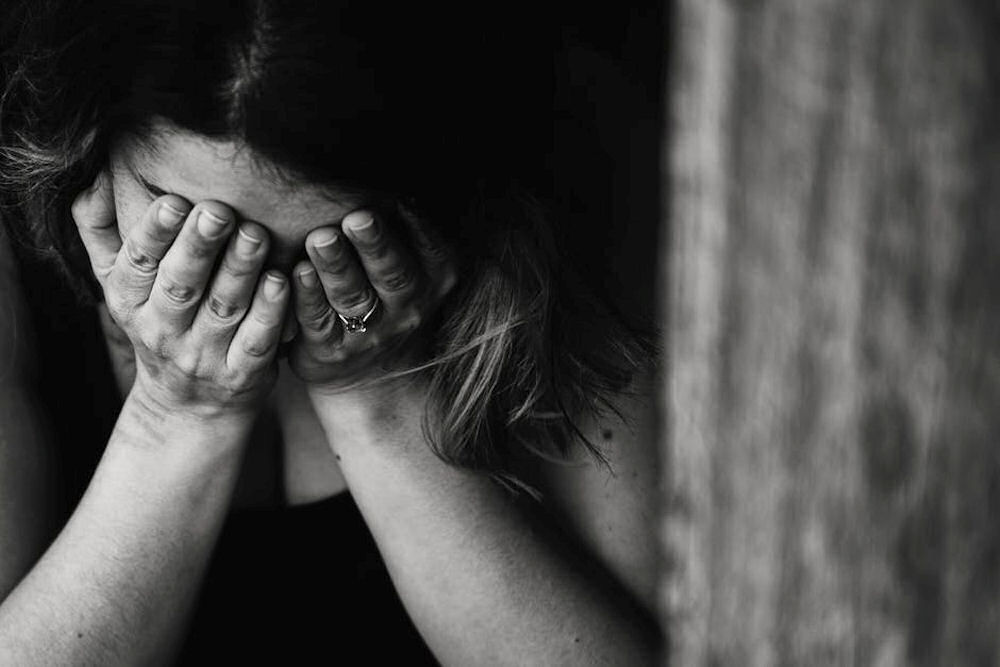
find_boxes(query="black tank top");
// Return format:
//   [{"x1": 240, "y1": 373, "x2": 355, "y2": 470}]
[
  {"x1": 11, "y1": 241, "x2": 438, "y2": 665},
  {"x1": 178, "y1": 492, "x2": 438, "y2": 664}
]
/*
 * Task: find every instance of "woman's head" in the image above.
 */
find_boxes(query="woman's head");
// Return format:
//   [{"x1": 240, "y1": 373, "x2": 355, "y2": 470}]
[
  {"x1": 2, "y1": 0, "x2": 554, "y2": 279},
  {"x1": 105, "y1": 1, "x2": 554, "y2": 201},
  {"x1": 108, "y1": 121, "x2": 378, "y2": 275},
  {"x1": 1, "y1": 0, "x2": 654, "y2": 492}
]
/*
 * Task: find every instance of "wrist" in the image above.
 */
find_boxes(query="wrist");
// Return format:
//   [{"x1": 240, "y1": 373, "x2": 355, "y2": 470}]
[
  {"x1": 97, "y1": 388, "x2": 255, "y2": 510},
  {"x1": 302, "y1": 329, "x2": 435, "y2": 399},
  {"x1": 129, "y1": 377, "x2": 258, "y2": 425},
  {"x1": 307, "y1": 376, "x2": 429, "y2": 450},
  {"x1": 119, "y1": 383, "x2": 256, "y2": 454}
]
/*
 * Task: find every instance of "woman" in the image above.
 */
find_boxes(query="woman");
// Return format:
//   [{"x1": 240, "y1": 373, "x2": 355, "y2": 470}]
[{"x1": 0, "y1": 0, "x2": 661, "y2": 664}]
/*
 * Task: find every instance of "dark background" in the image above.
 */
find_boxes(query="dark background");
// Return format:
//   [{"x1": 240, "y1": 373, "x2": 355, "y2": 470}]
[{"x1": 552, "y1": 3, "x2": 664, "y2": 324}]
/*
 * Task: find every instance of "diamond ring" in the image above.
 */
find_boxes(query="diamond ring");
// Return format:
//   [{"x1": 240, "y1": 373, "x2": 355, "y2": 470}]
[{"x1": 336, "y1": 299, "x2": 379, "y2": 334}]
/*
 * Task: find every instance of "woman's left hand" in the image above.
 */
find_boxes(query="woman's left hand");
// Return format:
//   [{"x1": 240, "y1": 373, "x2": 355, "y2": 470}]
[{"x1": 287, "y1": 202, "x2": 457, "y2": 393}]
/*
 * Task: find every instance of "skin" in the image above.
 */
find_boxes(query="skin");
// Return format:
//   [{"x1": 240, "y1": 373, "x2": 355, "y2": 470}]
[
  {"x1": 0, "y1": 186, "x2": 272, "y2": 663},
  {"x1": 0, "y1": 122, "x2": 662, "y2": 664},
  {"x1": 104, "y1": 128, "x2": 448, "y2": 504}
]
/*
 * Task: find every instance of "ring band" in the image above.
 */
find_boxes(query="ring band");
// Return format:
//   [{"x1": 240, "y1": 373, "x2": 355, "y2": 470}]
[{"x1": 337, "y1": 299, "x2": 379, "y2": 334}]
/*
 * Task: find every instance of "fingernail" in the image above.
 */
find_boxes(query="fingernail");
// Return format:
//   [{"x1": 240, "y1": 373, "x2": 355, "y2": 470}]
[
  {"x1": 313, "y1": 230, "x2": 341, "y2": 261},
  {"x1": 297, "y1": 266, "x2": 318, "y2": 288},
  {"x1": 347, "y1": 212, "x2": 377, "y2": 242},
  {"x1": 236, "y1": 226, "x2": 262, "y2": 256},
  {"x1": 158, "y1": 202, "x2": 186, "y2": 227},
  {"x1": 263, "y1": 273, "x2": 286, "y2": 300},
  {"x1": 197, "y1": 209, "x2": 230, "y2": 238}
]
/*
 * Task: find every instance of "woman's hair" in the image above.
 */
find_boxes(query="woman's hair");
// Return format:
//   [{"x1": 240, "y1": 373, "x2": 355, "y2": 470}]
[{"x1": 0, "y1": 0, "x2": 658, "y2": 493}]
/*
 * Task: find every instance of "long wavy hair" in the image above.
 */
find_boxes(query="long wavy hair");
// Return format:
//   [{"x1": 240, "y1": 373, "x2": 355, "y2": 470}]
[{"x1": 0, "y1": 0, "x2": 657, "y2": 493}]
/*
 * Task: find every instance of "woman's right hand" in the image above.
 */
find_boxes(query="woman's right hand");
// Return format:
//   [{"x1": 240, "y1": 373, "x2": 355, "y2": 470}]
[{"x1": 71, "y1": 169, "x2": 289, "y2": 420}]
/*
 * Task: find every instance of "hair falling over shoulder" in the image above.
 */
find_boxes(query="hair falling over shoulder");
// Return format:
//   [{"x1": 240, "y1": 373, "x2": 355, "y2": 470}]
[{"x1": 381, "y1": 180, "x2": 659, "y2": 495}]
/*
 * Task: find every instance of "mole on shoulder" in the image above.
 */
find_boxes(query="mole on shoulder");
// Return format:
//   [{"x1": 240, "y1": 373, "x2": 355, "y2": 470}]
[{"x1": 601, "y1": 429, "x2": 613, "y2": 440}]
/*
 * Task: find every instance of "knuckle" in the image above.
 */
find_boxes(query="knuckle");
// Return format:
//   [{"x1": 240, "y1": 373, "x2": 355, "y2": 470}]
[
  {"x1": 378, "y1": 267, "x2": 414, "y2": 293},
  {"x1": 173, "y1": 355, "x2": 202, "y2": 380},
  {"x1": 122, "y1": 240, "x2": 160, "y2": 275},
  {"x1": 159, "y1": 278, "x2": 199, "y2": 305},
  {"x1": 206, "y1": 294, "x2": 242, "y2": 321},
  {"x1": 139, "y1": 329, "x2": 170, "y2": 359},
  {"x1": 241, "y1": 336, "x2": 274, "y2": 359},
  {"x1": 425, "y1": 244, "x2": 451, "y2": 263}
]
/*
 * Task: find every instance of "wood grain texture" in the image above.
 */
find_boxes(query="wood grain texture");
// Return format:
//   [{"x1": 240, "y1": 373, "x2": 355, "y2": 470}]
[{"x1": 662, "y1": 0, "x2": 1000, "y2": 664}]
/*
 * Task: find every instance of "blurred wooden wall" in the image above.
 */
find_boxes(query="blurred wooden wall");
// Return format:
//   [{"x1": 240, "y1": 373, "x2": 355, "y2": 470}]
[{"x1": 661, "y1": 0, "x2": 1000, "y2": 664}]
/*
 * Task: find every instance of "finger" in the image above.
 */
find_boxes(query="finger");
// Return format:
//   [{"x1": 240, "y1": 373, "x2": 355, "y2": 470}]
[
  {"x1": 228, "y1": 271, "x2": 289, "y2": 371},
  {"x1": 193, "y1": 222, "x2": 269, "y2": 335},
  {"x1": 147, "y1": 202, "x2": 235, "y2": 331},
  {"x1": 304, "y1": 227, "x2": 379, "y2": 321},
  {"x1": 292, "y1": 261, "x2": 341, "y2": 348},
  {"x1": 340, "y1": 210, "x2": 422, "y2": 307},
  {"x1": 71, "y1": 169, "x2": 120, "y2": 288},
  {"x1": 108, "y1": 195, "x2": 192, "y2": 307},
  {"x1": 394, "y1": 201, "x2": 458, "y2": 298}
]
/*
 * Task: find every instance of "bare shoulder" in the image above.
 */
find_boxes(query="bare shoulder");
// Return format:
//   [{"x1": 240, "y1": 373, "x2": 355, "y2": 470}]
[{"x1": 522, "y1": 363, "x2": 660, "y2": 614}]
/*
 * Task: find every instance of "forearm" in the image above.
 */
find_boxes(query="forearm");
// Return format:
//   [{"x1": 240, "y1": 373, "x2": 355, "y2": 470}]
[
  {"x1": 310, "y1": 385, "x2": 658, "y2": 666},
  {"x1": 0, "y1": 390, "x2": 251, "y2": 666}
]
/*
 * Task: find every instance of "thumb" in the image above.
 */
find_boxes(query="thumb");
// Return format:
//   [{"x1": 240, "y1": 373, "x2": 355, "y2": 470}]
[{"x1": 71, "y1": 168, "x2": 120, "y2": 287}]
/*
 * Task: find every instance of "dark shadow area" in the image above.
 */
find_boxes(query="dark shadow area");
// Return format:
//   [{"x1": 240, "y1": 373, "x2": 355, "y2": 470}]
[{"x1": 551, "y1": 3, "x2": 665, "y2": 325}]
